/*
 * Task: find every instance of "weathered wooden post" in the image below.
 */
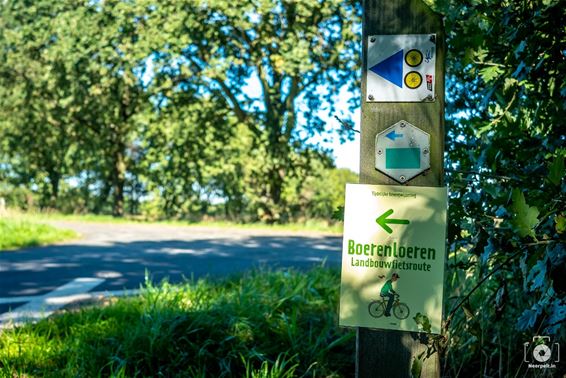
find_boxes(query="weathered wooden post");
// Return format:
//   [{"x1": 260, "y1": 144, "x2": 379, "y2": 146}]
[
  {"x1": 343, "y1": 0, "x2": 445, "y2": 377},
  {"x1": 359, "y1": 1, "x2": 444, "y2": 376}
]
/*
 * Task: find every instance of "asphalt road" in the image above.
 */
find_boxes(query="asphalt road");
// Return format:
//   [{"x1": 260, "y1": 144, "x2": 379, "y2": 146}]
[{"x1": 0, "y1": 221, "x2": 342, "y2": 303}]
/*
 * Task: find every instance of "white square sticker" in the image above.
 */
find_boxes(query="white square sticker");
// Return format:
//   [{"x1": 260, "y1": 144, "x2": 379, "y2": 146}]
[{"x1": 366, "y1": 34, "x2": 436, "y2": 102}]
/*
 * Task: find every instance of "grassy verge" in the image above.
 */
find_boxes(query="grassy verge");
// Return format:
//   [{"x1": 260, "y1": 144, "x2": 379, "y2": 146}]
[
  {"x1": 0, "y1": 267, "x2": 354, "y2": 377},
  {"x1": 12, "y1": 210, "x2": 343, "y2": 234},
  {"x1": 0, "y1": 218, "x2": 78, "y2": 251}
]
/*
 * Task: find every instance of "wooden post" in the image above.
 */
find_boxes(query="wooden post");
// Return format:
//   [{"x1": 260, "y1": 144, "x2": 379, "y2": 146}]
[{"x1": 357, "y1": 0, "x2": 445, "y2": 377}]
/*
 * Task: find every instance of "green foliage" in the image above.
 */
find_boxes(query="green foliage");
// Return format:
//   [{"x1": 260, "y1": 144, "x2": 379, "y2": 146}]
[
  {"x1": 11, "y1": 211, "x2": 343, "y2": 234},
  {"x1": 547, "y1": 155, "x2": 565, "y2": 186},
  {"x1": 412, "y1": 312, "x2": 432, "y2": 334},
  {"x1": 306, "y1": 168, "x2": 358, "y2": 219},
  {"x1": 555, "y1": 213, "x2": 566, "y2": 234},
  {"x1": 2, "y1": 0, "x2": 563, "y2": 376},
  {"x1": 139, "y1": 0, "x2": 360, "y2": 221},
  {"x1": 284, "y1": 167, "x2": 357, "y2": 221},
  {"x1": 428, "y1": 0, "x2": 566, "y2": 376},
  {"x1": 241, "y1": 353, "x2": 299, "y2": 378},
  {"x1": 0, "y1": 0, "x2": 360, "y2": 223},
  {"x1": 0, "y1": 185, "x2": 36, "y2": 211},
  {"x1": 0, "y1": 0, "x2": 152, "y2": 215},
  {"x1": 331, "y1": 206, "x2": 345, "y2": 222},
  {"x1": 410, "y1": 357, "x2": 423, "y2": 378},
  {"x1": 0, "y1": 267, "x2": 354, "y2": 377},
  {"x1": 511, "y1": 189, "x2": 539, "y2": 238}
]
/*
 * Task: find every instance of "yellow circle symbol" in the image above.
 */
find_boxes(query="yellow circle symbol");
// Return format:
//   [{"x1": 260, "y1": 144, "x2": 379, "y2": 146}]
[
  {"x1": 404, "y1": 71, "x2": 422, "y2": 89},
  {"x1": 405, "y1": 49, "x2": 423, "y2": 67}
]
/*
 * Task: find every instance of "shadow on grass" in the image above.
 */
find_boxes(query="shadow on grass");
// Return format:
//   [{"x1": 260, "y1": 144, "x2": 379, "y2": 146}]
[{"x1": 0, "y1": 267, "x2": 355, "y2": 377}]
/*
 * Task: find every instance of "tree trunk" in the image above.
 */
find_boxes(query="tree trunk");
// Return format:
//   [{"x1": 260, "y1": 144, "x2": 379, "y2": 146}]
[
  {"x1": 262, "y1": 142, "x2": 288, "y2": 223},
  {"x1": 48, "y1": 170, "x2": 61, "y2": 208},
  {"x1": 129, "y1": 173, "x2": 140, "y2": 215},
  {"x1": 94, "y1": 179, "x2": 111, "y2": 214},
  {"x1": 41, "y1": 166, "x2": 61, "y2": 209},
  {"x1": 112, "y1": 145, "x2": 126, "y2": 217},
  {"x1": 83, "y1": 171, "x2": 91, "y2": 212}
]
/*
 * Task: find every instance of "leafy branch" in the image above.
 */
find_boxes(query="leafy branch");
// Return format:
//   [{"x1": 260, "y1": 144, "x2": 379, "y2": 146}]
[
  {"x1": 445, "y1": 168, "x2": 519, "y2": 182},
  {"x1": 443, "y1": 248, "x2": 523, "y2": 330},
  {"x1": 443, "y1": 237, "x2": 562, "y2": 331}
]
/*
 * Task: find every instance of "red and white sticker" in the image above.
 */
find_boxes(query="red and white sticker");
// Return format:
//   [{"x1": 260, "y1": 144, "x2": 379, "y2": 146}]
[{"x1": 426, "y1": 74, "x2": 433, "y2": 91}]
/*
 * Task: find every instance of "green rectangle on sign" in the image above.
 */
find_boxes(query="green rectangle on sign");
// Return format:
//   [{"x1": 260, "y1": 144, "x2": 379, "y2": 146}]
[{"x1": 386, "y1": 148, "x2": 420, "y2": 169}]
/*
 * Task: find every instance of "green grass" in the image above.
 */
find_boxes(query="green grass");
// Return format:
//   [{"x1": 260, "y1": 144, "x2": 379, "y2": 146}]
[
  {"x1": 0, "y1": 218, "x2": 78, "y2": 251},
  {"x1": 0, "y1": 267, "x2": 355, "y2": 377},
  {"x1": 13, "y1": 210, "x2": 343, "y2": 234}
]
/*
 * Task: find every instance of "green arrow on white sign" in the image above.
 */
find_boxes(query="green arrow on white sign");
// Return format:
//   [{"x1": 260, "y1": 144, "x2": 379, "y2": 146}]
[{"x1": 375, "y1": 209, "x2": 410, "y2": 234}]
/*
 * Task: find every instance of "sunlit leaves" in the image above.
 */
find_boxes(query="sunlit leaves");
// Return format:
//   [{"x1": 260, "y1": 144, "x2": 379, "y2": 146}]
[
  {"x1": 413, "y1": 312, "x2": 432, "y2": 333},
  {"x1": 141, "y1": 0, "x2": 360, "y2": 221},
  {"x1": 479, "y1": 65, "x2": 504, "y2": 83},
  {"x1": 511, "y1": 189, "x2": 540, "y2": 238},
  {"x1": 410, "y1": 357, "x2": 423, "y2": 378}
]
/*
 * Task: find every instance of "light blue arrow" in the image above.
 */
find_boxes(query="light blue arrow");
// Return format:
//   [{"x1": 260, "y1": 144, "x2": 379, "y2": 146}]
[{"x1": 386, "y1": 130, "x2": 403, "y2": 141}]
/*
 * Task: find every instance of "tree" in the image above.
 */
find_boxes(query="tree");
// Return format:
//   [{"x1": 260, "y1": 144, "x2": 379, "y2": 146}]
[
  {"x1": 285, "y1": 166, "x2": 357, "y2": 220},
  {"x1": 0, "y1": 0, "x2": 361, "y2": 221},
  {"x1": 63, "y1": 0, "x2": 151, "y2": 216},
  {"x1": 0, "y1": 1, "x2": 82, "y2": 207},
  {"x1": 143, "y1": 0, "x2": 360, "y2": 222},
  {"x1": 138, "y1": 92, "x2": 241, "y2": 219},
  {"x1": 0, "y1": 0, "x2": 152, "y2": 216}
]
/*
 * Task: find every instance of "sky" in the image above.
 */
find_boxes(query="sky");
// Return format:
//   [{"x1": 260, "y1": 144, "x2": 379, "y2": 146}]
[
  {"x1": 317, "y1": 102, "x2": 360, "y2": 174},
  {"x1": 332, "y1": 134, "x2": 360, "y2": 173},
  {"x1": 308, "y1": 82, "x2": 361, "y2": 174},
  {"x1": 241, "y1": 74, "x2": 361, "y2": 174}
]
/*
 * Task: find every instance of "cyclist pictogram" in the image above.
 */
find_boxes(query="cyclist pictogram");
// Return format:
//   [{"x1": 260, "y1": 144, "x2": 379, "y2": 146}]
[{"x1": 368, "y1": 295, "x2": 410, "y2": 320}]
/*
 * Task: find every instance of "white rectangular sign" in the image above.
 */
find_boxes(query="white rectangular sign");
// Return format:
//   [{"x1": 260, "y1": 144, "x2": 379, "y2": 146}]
[{"x1": 339, "y1": 184, "x2": 447, "y2": 334}]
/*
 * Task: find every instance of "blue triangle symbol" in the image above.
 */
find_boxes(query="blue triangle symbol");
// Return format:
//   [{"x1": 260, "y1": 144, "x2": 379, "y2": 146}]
[{"x1": 369, "y1": 49, "x2": 404, "y2": 88}]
